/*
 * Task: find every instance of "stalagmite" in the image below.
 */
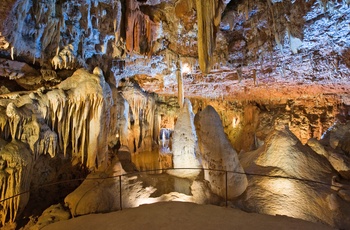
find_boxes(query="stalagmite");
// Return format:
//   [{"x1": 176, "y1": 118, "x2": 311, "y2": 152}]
[
  {"x1": 168, "y1": 99, "x2": 201, "y2": 178},
  {"x1": 194, "y1": 105, "x2": 248, "y2": 198},
  {"x1": 176, "y1": 62, "x2": 184, "y2": 108},
  {"x1": 238, "y1": 128, "x2": 345, "y2": 227}
]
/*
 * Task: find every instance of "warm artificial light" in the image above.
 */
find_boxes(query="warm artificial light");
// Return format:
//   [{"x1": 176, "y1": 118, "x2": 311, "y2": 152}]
[
  {"x1": 232, "y1": 117, "x2": 239, "y2": 128},
  {"x1": 181, "y1": 63, "x2": 191, "y2": 75}
]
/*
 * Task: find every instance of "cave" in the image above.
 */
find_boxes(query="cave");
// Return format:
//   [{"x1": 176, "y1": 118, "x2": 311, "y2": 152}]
[{"x1": 0, "y1": 0, "x2": 350, "y2": 229}]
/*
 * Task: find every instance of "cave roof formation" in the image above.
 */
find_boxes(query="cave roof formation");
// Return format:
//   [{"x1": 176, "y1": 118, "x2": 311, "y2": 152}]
[{"x1": 0, "y1": 0, "x2": 348, "y2": 101}]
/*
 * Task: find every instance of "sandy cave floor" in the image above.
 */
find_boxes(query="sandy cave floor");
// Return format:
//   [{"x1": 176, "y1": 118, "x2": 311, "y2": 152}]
[{"x1": 42, "y1": 202, "x2": 334, "y2": 230}]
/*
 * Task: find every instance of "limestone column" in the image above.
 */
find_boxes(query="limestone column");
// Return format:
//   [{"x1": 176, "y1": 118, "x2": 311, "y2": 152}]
[{"x1": 176, "y1": 62, "x2": 184, "y2": 108}]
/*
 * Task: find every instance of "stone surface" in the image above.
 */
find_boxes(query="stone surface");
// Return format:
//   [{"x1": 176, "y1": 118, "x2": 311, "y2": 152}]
[
  {"x1": 194, "y1": 105, "x2": 248, "y2": 199},
  {"x1": 30, "y1": 204, "x2": 70, "y2": 230},
  {"x1": 238, "y1": 127, "x2": 350, "y2": 229},
  {"x1": 64, "y1": 158, "x2": 125, "y2": 216},
  {"x1": 0, "y1": 0, "x2": 349, "y2": 228},
  {"x1": 0, "y1": 139, "x2": 33, "y2": 226},
  {"x1": 167, "y1": 99, "x2": 201, "y2": 178}
]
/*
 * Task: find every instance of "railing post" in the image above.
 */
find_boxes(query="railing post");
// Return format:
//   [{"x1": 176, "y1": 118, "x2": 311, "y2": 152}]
[
  {"x1": 119, "y1": 175, "x2": 122, "y2": 210},
  {"x1": 225, "y1": 170, "x2": 228, "y2": 208}
]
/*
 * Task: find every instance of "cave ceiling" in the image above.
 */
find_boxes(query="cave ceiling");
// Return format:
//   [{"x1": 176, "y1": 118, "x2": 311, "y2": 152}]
[{"x1": 0, "y1": 0, "x2": 349, "y2": 103}]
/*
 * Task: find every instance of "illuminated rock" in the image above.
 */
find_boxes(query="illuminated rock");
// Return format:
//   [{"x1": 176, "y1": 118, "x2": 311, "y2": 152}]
[
  {"x1": 238, "y1": 127, "x2": 350, "y2": 229},
  {"x1": 64, "y1": 158, "x2": 125, "y2": 216},
  {"x1": 125, "y1": 0, "x2": 157, "y2": 55},
  {"x1": 64, "y1": 156, "x2": 157, "y2": 216},
  {"x1": 167, "y1": 99, "x2": 201, "y2": 178},
  {"x1": 194, "y1": 105, "x2": 248, "y2": 199},
  {"x1": 0, "y1": 68, "x2": 113, "y2": 226},
  {"x1": 0, "y1": 139, "x2": 33, "y2": 227},
  {"x1": 119, "y1": 81, "x2": 158, "y2": 153},
  {"x1": 195, "y1": 0, "x2": 224, "y2": 73}
]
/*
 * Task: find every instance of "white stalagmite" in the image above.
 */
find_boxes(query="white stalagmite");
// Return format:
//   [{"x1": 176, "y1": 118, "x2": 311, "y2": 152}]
[
  {"x1": 167, "y1": 99, "x2": 202, "y2": 178},
  {"x1": 177, "y1": 64, "x2": 184, "y2": 108},
  {"x1": 194, "y1": 105, "x2": 248, "y2": 199}
]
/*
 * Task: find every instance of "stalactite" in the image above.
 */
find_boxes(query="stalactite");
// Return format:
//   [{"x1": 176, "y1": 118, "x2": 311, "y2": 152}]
[
  {"x1": 121, "y1": 82, "x2": 157, "y2": 153},
  {"x1": 177, "y1": 62, "x2": 184, "y2": 108},
  {"x1": 0, "y1": 140, "x2": 33, "y2": 226},
  {"x1": 10, "y1": 47, "x2": 14, "y2": 60},
  {"x1": 195, "y1": 0, "x2": 224, "y2": 73},
  {"x1": 125, "y1": 0, "x2": 157, "y2": 56}
]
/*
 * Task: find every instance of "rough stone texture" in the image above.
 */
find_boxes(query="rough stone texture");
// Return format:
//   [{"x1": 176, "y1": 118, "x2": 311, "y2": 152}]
[
  {"x1": 126, "y1": 0, "x2": 157, "y2": 56},
  {"x1": 64, "y1": 158, "x2": 126, "y2": 216},
  {"x1": 0, "y1": 0, "x2": 349, "y2": 228},
  {"x1": 0, "y1": 0, "x2": 348, "y2": 100},
  {"x1": 0, "y1": 139, "x2": 33, "y2": 226},
  {"x1": 196, "y1": 0, "x2": 225, "y2": 73},
  {"x1": 29, "y1": 204, "x2": 70, "y2": 230},
  {"x1": 167, "y1": 99, "x2": 201, "y2": 178},
  {"x1": 238, "y1": 127, "x2": 350, "y2": 229},
  {"x1": 118, "y1": 80, "x2": 158, "y2": 153},
  {"x1": 194, "y1": 105, "x2": 248, "y2": 199},
  {"x1": 0, "y1": 68, "x2": 113, "y2": 227}
]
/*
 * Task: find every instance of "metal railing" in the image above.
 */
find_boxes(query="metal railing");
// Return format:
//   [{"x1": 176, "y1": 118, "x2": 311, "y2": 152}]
[{"x1": 0, "y1": 167, "x2": 345, "y2": 211}]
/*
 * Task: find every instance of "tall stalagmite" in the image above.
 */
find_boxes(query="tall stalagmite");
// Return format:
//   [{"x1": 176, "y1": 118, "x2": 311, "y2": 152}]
[
  {"x1": 168, "y1": 99, "x2": 201, "y2": 178},
  {"x1": 195, "y1": 105, "x2": 248, "y2": 198}
]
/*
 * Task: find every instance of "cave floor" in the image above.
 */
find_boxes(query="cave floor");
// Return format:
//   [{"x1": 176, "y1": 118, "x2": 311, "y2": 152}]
[{"x1": 42, "y1": 202, "x2": 333, "y2": 230}]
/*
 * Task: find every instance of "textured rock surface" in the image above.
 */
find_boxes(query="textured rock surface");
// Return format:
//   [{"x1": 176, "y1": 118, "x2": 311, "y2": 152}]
[
  {"x1": 0, "y1": 140, "x2": 33, "y2": 226},
  {"x1": 238, "y1": 127, "x2": 350, "y2": 229},
  {"x1": 29, "y1": 204, "x2": 70, "y2": 230},
  {"x1": 0, "y1": 68, "x2": 113, "y2": 226},
  {"x1": 64, "y1": 158, "x2": 126, "y2": 216},
  {"x1": 0, "y1": 0, "x2": 349, "y2": 228},
  {"x1": 167, "y1": 99, "x2": 201, "y2": 178},
  {"x1": 195, "y1": 105, "x2": 248, "y2": 199}
]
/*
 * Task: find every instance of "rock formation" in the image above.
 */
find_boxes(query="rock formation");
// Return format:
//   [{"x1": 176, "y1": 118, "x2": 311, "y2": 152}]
[
  {"x1": 167, "y1": 99, "x2": 201, "y2": 178},
  {"x1": 238, "y1": 127, "x2": 350, "y2": 229},
  {"x1": 0, "y1": 0, "x2": 349, "y2": 228},
  {"x1": 0, "y1": 140, "x2": 33, "y2": 227},
  {"x1": 196, "y1": 0, "x2": 225, "y2": 73},
  {"x1": 195, "y1": 105, "x2": 248, "y2": 199},
  {"x1": 0, "y1": 68, "x2": 113, "y2": 226}
]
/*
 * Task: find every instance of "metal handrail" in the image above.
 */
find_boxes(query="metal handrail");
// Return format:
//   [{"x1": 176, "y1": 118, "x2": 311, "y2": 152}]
[{"x1": 0, "y1": 167, "x2": 345, "y2": 211}]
